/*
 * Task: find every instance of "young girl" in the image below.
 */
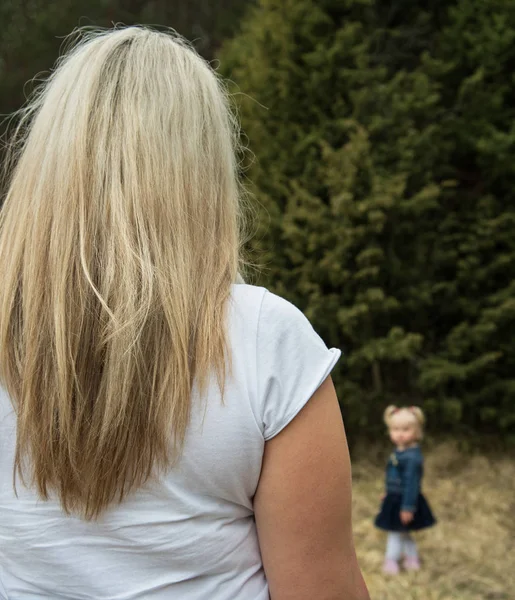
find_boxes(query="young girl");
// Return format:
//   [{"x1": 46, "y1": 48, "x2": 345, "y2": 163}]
[{"x1": 375, "y1": 405, "x2": 436, "y2": 574}]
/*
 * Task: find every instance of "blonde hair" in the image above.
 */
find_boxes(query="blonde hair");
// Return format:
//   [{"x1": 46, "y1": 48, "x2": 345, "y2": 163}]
[
  {"x1": 384, "y1": 405, "x2": 425, "y2": 439},
  {"x1": 0, "y1": 27, "x2": 245, "y2": 519}
]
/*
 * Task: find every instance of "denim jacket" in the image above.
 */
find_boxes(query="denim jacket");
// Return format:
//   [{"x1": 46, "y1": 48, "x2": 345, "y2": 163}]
[{"x1": 385, "y1": 445, "x2": 424, "y2": 512}]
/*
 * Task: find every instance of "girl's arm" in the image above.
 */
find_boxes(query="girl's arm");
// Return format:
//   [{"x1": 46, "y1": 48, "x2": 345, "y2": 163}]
[{"x1": 401, "y1": 455, "x2": 422, "y2": 512}]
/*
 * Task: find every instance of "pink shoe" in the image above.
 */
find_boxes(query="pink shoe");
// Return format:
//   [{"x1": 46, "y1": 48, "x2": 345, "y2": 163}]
[
  {"x1": 383, "y1": 559, "x2": 400, "y2": 575},
  {"x1": 403, "y1": 556, "x2": 421, "y2": 571}
]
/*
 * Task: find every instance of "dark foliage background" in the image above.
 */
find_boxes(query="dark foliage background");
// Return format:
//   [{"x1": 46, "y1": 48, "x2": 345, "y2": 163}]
[
  {"x1": 1, "y1": 0, "x2": 514, "y2": 443},
  {"x1": 221, "y1": 0, "x2": 515, "y2": 442}
]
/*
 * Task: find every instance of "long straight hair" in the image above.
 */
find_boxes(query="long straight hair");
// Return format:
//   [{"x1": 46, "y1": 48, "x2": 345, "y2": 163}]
[{"x1": 0, "y1": 27, "x2": 245, "y2": 519}]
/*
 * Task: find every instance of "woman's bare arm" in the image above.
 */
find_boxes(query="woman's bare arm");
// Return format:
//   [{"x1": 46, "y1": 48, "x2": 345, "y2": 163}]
[{"x1": 254, "y1": 376, "x2": 369, "y2": 600}]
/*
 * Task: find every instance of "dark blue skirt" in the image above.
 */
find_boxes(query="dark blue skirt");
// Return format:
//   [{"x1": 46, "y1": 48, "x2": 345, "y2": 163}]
[{"x1": 375, "y1": 493, "x2": 436, "y2": 532}]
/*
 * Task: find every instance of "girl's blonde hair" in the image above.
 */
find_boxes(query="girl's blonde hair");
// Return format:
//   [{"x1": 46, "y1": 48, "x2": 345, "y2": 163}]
[
  {"x1": 0, "y1": 27, "x2": 245, "y2": 519},
  {"x1": 384, "y1": 405, "x2": 426, "y2": 438}
]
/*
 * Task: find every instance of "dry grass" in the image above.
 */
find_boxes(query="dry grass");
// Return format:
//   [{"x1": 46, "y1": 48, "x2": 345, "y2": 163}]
[{"x1": 352, "y1": 442, "x2": 515, "y2": 600}]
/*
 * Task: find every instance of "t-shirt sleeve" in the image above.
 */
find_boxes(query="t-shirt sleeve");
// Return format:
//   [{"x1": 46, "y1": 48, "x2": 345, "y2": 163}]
[{"x1": 257, "y1": 290, "x2": 341, "y2": 440}]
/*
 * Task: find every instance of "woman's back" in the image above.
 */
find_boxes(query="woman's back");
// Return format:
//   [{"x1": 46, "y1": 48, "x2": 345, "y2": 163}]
[
  {"x1": 0, "y1": 284, "x2": 340, "y2": 599},
  {"x1": 0, "y1": 27, "x2": 369, "y2": 600}
]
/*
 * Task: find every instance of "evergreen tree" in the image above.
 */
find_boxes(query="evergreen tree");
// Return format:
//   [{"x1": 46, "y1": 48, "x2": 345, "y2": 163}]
[{"x1": 221, "y1": 0, "x2": 515, "y2": 440}]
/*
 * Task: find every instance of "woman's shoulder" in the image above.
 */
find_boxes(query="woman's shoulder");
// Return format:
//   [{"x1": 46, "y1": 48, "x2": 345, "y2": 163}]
[
  {"x1": 230, "y1": 284, "x2": 310, "y2": 327},
  {"x1": 229, "y1": 283, "x2": 339, "y2": 377},
  {"x1": 231, "y1": 283, "x2": 297, "y2": 308},
  {"x1": 230, "y1": 285, "x2": 340, "y2": 441},
  {"x1": 230, "y1": 282, "x2": 267, "y2": 306}
]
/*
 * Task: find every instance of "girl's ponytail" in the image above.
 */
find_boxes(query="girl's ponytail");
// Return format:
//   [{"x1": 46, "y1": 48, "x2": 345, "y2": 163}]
[
  {"x1": 409, "y1": 406, "x2": 426, "y2": 438},
  {"x1": 384, "y1": 405, "x2": 398, "y2": 427}
]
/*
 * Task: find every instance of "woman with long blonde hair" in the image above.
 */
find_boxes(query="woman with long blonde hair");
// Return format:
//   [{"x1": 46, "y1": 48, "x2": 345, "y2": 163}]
[{"x1": 0, "y1": 27, "x2": 368, "y2": 600}]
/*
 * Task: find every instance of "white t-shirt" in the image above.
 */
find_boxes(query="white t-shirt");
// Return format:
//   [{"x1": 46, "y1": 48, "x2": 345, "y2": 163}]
[{"x1": 0, "y1": 285, "x2": 340, "y2": 600}]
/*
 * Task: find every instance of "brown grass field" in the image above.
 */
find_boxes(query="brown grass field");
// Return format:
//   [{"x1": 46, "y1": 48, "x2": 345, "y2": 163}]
[{"x1": 351, "y1": 442, "x2": 514, "y2": 600}]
